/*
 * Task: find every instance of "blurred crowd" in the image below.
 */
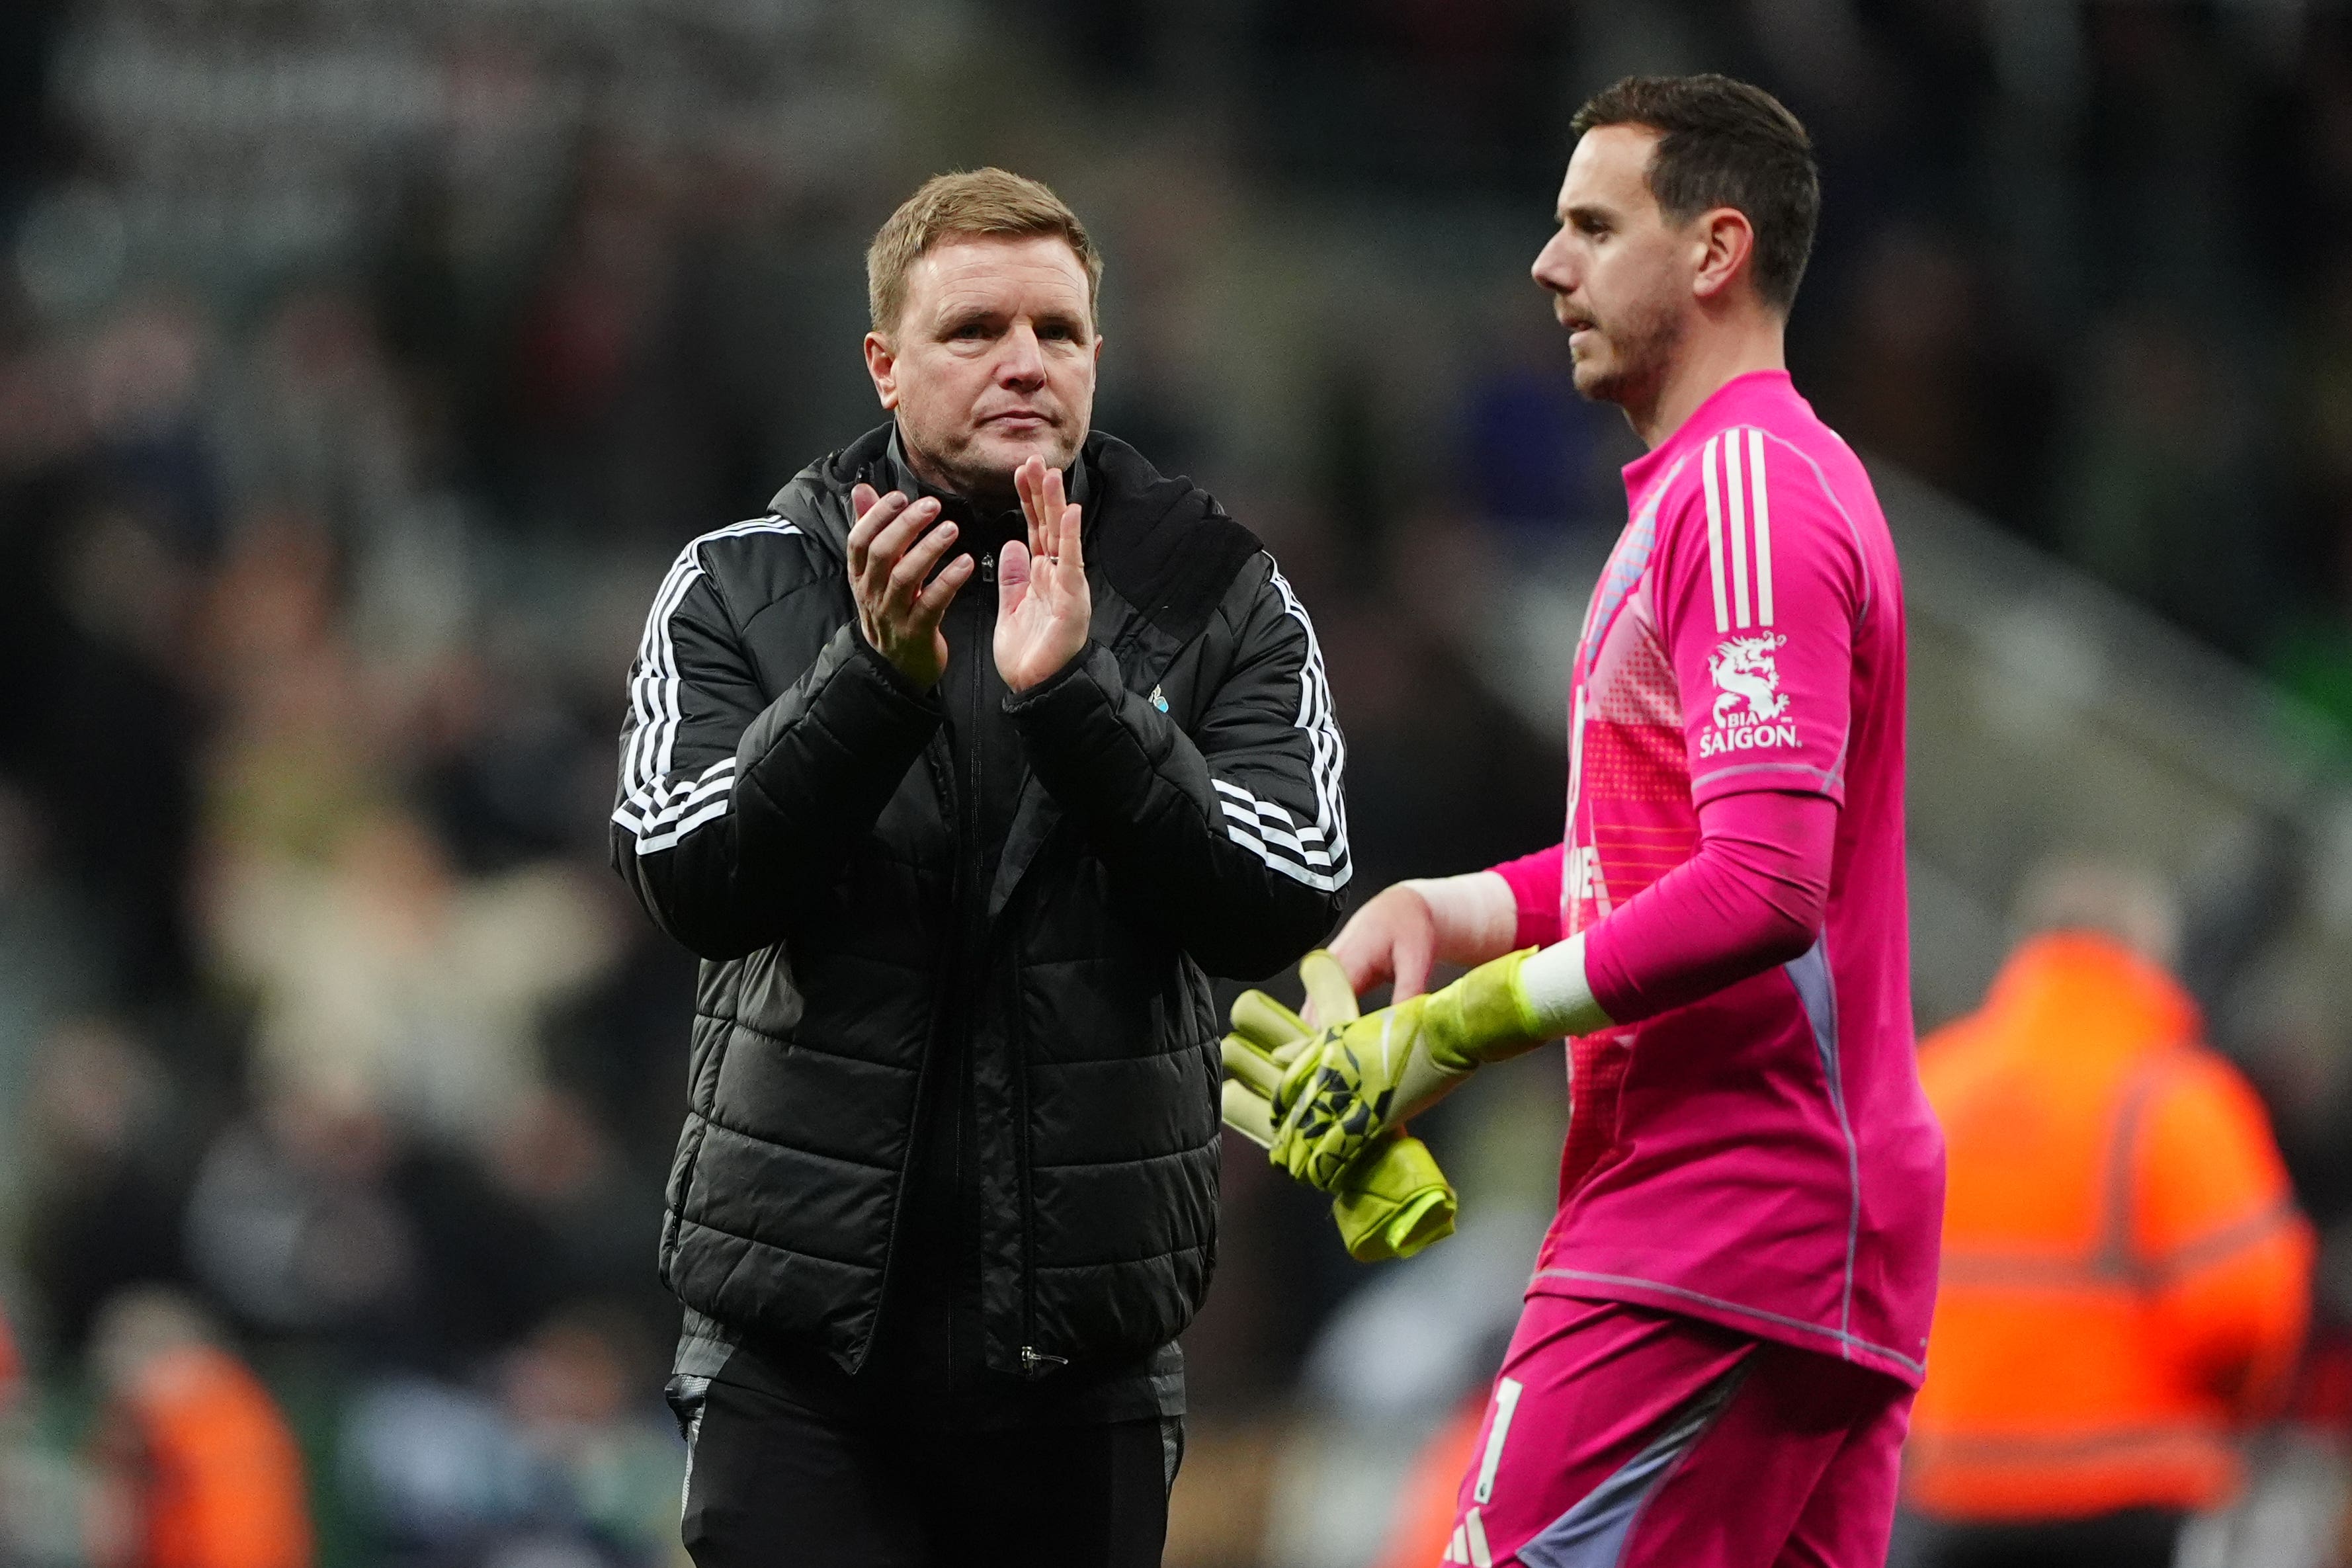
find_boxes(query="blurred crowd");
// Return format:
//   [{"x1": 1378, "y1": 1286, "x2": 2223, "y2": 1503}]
[{"x1": 0, "y1": 1, "x2": 2350, "y2": 1565}]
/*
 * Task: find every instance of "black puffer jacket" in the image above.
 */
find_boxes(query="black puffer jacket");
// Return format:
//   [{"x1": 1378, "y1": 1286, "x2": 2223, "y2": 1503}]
[{"x1": 612, "y1": 424, "x2": 1349, "y2": 1379}]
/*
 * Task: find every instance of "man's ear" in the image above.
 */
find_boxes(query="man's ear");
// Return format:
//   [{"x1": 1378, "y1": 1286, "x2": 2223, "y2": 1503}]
[
  {"x1": 863, "y1": 331, "x2": 900, "y2": 411},
  {"x1": 1690, "y1": 208, "x2": 1757, "y2": 305}
]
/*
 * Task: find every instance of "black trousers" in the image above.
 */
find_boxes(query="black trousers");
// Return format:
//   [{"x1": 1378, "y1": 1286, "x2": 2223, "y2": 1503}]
[
  {"x1": 1886, "y1": 1506, "x2": 2187, "y2": 1568},
  {"x1": 675, "y1": 1375, "x2": 1180, "y2": 1567}
]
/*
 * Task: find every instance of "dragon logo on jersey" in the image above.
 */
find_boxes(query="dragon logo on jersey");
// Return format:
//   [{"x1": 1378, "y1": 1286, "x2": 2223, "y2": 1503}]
[{"x1": 1702, "y1": 634, "x2": 1797, "y2": 757}]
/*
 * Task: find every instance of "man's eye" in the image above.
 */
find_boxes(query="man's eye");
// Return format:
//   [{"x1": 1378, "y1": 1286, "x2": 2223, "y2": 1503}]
[{"x1": 951, "y1": 322, "x2": 989, "y2": 339}]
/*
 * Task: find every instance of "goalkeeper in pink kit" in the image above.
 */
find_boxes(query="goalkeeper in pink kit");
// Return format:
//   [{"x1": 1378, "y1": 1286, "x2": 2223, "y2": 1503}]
[{"x1": 1223, "y1": 75, "x2": 1944, "y2": 1567}]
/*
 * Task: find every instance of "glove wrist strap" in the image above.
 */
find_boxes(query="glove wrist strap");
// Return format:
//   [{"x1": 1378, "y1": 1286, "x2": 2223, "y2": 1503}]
[{"x1": 1422, "y1": 948, "x2": 1548, "y2": 1074}]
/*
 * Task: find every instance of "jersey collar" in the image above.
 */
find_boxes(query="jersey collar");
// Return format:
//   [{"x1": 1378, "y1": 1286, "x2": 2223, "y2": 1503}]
[{"x1": 1619, "y1": 368, "x2": 1798, "y2": 505}]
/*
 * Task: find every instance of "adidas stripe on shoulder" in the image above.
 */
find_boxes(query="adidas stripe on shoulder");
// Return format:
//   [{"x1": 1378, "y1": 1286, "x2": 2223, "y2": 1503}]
[{"x1": 613, "y1": 517, "x2": 804, "y2": 856}]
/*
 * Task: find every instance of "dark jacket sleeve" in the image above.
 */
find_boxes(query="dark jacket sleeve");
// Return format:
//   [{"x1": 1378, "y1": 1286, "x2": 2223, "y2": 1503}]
[
  {"x1": 610, "y1": 535, "x2": 941, "y2": 961},
  {"x1": 1005, "y1": 557, "x2": 1348, "y2": 977}
]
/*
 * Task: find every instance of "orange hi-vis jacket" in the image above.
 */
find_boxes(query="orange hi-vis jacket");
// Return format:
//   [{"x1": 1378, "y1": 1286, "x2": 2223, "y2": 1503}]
[
  {"x1": 1907, "y1": 932, "x2": 2313, "y2": 1521},
  {"x1": 114, "y1": 1344, "x2": 312, "y2": 1568}
]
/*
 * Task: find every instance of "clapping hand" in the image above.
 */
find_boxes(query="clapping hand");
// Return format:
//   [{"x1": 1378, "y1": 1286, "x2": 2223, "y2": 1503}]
[
  {"x1": 847, "y1": 484, "x2": 972, "y2": 688},
  {"x1": 995, "y1": 455, "x2": 1091, "y2": 692}
]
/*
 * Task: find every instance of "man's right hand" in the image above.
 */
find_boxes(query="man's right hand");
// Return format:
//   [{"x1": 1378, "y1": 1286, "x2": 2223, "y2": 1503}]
[
  {"x1": 1321, "y1": 873, "x2": 1523, "y2": 1021},
  {"x1": 848, "y1": 483, "x2": 973, "y2": 688},
  {"x1": 1321, "y1": 882, "x2": 1441, "y2": 1014}
]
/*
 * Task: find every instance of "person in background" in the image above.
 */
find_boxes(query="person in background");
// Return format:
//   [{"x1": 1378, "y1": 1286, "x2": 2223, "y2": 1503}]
[
  {"x1": 1891, "y1": 860, "x2": 2314, "y2": 1568},
  {"x1": 85, "y1": 1288, "x2": 312, "y2": 1568}
]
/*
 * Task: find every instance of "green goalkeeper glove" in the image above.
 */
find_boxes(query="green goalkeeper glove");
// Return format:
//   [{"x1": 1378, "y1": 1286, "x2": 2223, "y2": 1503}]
[
  {"x1": 1228, "y1": 947, "x2": 1546, "y2": 1191},
  {"x1": 1220, "y1": 953, "x2": 1458, "y2": 1260}
]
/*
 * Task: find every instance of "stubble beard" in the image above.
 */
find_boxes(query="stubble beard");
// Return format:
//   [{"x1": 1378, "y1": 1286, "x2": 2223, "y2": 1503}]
[{"x1": 1572, "y1": 295, "x2": 1683, "y2": 417}]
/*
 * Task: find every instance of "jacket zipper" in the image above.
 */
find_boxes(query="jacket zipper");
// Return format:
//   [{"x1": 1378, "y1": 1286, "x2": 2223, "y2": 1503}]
[
  {"x1": 960, "y1": 563, "x2": 1052, "y2": 1378},
  {"x1": 1006, "y1": 899, "x2": 1055, "y2": 1376},
  {"x1": 976, "y1": 543, "x2": 1052, "y2": 1378},
  {"x1": 856, "y1": 735, "x2": 959, "y2": 1374}
]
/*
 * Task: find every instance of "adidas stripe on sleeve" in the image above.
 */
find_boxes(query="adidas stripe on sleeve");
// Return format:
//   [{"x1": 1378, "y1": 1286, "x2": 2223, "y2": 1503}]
[
  {"x1": 1206, "y1": 562, "x2": 1351, "y2": 893},
  {"x1": 613, "y1": 518, "x2": 803, "y2": 856}
]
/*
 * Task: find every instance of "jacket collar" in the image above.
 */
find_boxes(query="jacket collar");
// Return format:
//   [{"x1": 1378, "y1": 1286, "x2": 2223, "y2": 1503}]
[{"x1": 1619, "y1": 368, "x2": 1799, "y2": 507}]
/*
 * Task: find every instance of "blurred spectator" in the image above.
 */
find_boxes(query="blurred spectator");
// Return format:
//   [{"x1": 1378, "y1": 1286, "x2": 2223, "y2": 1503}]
[
  {"x1": 204, "y1": 811, "x2": 621, "y2": 1152},
  {"x1": 480, "y1": 1088, "x2": 673, "y2": 1333},
  {"x1": 2054, "y1": 302, "x2": 2275, "y2": 658},
  {"x1": 183, "y1": 1088, "x2": 420, "y2": 1350},
  {"x1": 1813, "y1": 224, "x2": 2054, "y2": 532},
  {"x1": 342, "y1": 1304, "x2": 679, "y2": 1565},
  {"x1": 1893, "y1": 861, "x2": 2316, "y2": 1568},
  {"x1": 0, "y1": 784, "x2": 109, "y2": 1126},
  {"x1": 185, "y1": 1080, "x2": 667, "y2": 1374},
  {"x1": 20, "y1": 1021, "x2": 192, "y2": 1355},
  {"x1": 192, "y1": 507, "x2": 384, "y2": 868},
  {"x1": 1454, "y1": 294, "x2": 1625, "y2": 550},
  {"x1": 30, "y1": 501, "x2": 207, "y2": 999},
  {"x1": 216, "y1": 288, "x2": 415, "y2": 542},
  {"x1": 85, "y1": 1289, "x2": 312, "y2": 1568}
]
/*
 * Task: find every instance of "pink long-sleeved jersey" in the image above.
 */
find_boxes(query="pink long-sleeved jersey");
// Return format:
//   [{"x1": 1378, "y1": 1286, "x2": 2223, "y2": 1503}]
[{"x1": 1496, "y1": 370, "x2": 1945, "y2": 1387}]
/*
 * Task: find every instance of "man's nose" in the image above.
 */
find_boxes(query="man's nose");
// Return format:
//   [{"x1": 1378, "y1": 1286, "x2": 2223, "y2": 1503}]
[
  {"x1": 999, "y1": 324, "x2": 1046, "y2": 386},
  {"x1": 1531, "y1": 237, "x2": 1567, "y2": 291}
]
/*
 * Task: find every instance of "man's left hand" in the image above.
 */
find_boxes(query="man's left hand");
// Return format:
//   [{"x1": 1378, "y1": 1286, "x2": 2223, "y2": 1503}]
[{"x1": 996, "y1": 455, "x2": 1091, "y2": 692}]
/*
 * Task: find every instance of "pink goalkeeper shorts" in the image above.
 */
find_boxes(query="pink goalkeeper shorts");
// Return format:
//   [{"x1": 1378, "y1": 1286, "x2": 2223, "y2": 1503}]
[{"x1": 1441, "y1": 1293, "x2": 1913, "y2": 1568}]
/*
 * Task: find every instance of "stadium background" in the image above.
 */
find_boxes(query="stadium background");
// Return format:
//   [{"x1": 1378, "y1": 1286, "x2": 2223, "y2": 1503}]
[{"x1": 1, "y1": 0, "x2": 2350, "y2": 1562}]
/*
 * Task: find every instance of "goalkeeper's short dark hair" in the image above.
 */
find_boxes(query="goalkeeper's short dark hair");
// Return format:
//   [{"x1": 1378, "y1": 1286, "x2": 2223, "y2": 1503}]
[{"x1": 1572, "y1": 73, "x2": 1820, "y2": 314}]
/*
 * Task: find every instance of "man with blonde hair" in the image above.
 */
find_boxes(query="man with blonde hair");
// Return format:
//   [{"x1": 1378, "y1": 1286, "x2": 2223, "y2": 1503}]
[{"x1": 610, "y1": 168, "x2": 1349, "y2": 1565}]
